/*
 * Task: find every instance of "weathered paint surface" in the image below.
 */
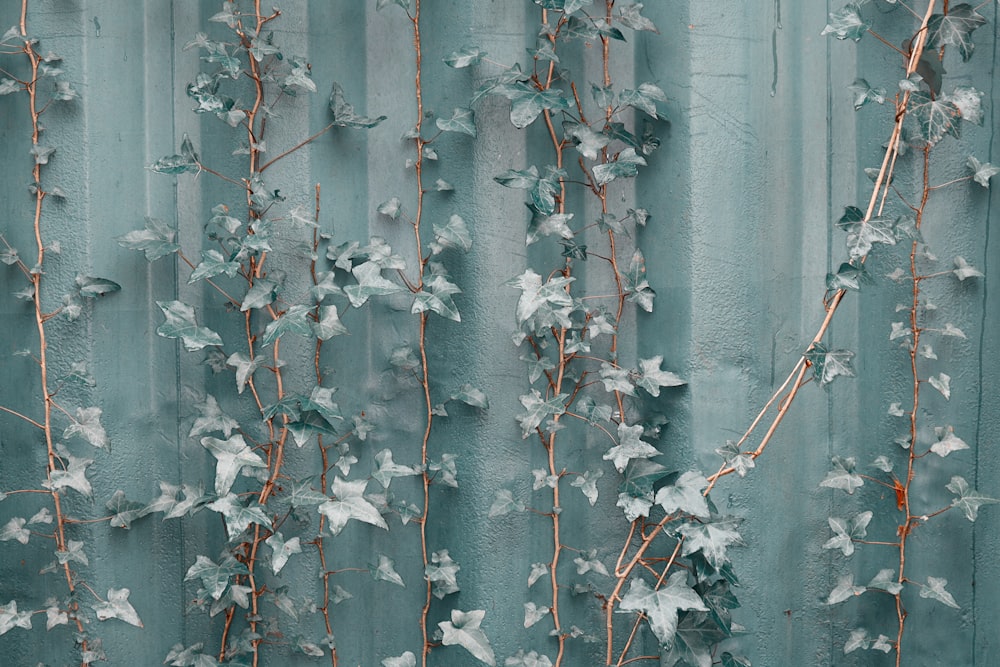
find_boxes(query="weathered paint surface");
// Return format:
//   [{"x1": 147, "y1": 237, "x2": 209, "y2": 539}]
[{"x1": 0, "y1": 2, "x2": 996, "y2": 665}]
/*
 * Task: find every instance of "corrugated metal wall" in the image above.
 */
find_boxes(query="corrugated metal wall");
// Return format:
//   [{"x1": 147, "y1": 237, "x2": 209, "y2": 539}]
[{"x1": 0, "y1": 1, "x2": 996, "y2": 665}]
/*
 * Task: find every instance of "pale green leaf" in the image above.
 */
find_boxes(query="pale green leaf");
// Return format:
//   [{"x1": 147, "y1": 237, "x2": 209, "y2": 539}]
[
  {"x1": 156, "y1": 300, "x2": 223, "y2": 351},
  {"x1": 616, "y1": 574, "x2": 707, "y2": 645},
  {"x1": 201, "y1": 434, "x2": 267, "y2": 496},
  {"x1": 919, "y1": 576, "x2": 960, "y2": 609},
  {"x1": 93, "y1": 588, "x2": 143, "y2": 627},
  {"x1": 318, "y1": 477, "x2": 388, "y2": 535},
  {"x1": 439, "y1": 609, "x2": 496, "y2": 666},
  {"x1": 426, "y1": 549, "x2": 461, "y2": 599},
  {"x1": 370, "y1": 553, "x2": 405, "y2": 587}
]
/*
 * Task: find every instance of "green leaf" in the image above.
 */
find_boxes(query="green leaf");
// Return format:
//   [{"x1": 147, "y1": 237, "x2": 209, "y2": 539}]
[
  {"x1": 636, "y1": 356, "x2": 685, "y2": 396},
  {"x1": 805, "y1": 342, "x2": 855, "y2": 385},
  {"x1": 488, "y1": 489, "x2": 525, "y2": 518},
  {"x1": 450, "y1": 384, "x2": 488, "y2": 408},
  {"x1": 42, "y1": 455, "x2": 94, "y2": 498},
  {"x1": 184, "y1": 554, "x2": 248, "y2": 601},
  {"x1": 715, "y1": 440, "x2": 755, "y2": 478},
  {"x1": 206, "y1": 493, "x2": 271, "y2": 539},
  {"x1": 30, "y1": 144, "x2": 55, "y2": 165},
  {"x1": 967, "y1": 156, "x2": 998, "y2": 188},
  {"x1": 0, "y1": 518, "x2": 28, "y2": 544},
  {"x1": 201, "y1": 434, "x2": 267, "y2": 496},
  {"x1": 847, "y1": 78, "x2": 885, "y2": 110},
  {"x1": 822, "y1": 510, "x2": 872, "y2": 557},
  {"x1": 329, "y1": 82, "x2": 386, "y2": 128},
  {"x1": 928, "y1": 372, "x2": 951, "y2": 400},
  {"x1": 117, "y1": 217, "x2": 180, "y2": 261},
  {"x1": 426, "y1": 549, "x2": 461, "y2": 599},
  {"x1": 318, "y1": 477, "x2": 388, "y2": 535},
  {"x1": 826, "y1": 573, "x2": 865, "y2": 604},
  {"x1": 508, "y1": 269, "x2": 575, "y2": 329},
  {"x1": 106, "y1": 490, "x2": 149, "y2": 529},
  {"x1": 506, "y1": 84, "x2": 571, "y2": 129},
  {"x1": 523, "y1": 602, "x2": 549, "y2": 628},
  {"x1": 150, "y1": 136, "x2": 200, "y2": 174},
  {"x1": 569, "y1": 469, "x2": 602, "y2": 506},
  {"x1": 64, "y1": 406, "x2": 109, "y2": 448},
  {"x1": 436, "y1": 107, "x2": 477, "y2": 137},
  {"x1": 313, "y1": 305, "x2": 349, "y2": 340},
  {"x1": 623, "y1": 249, "x2": 655, "y2": 311},
  {"x1": 0, "y1": 600, "x2": 33, "y2": 635},
  {"x1": 241, "y1": 279, "x2": 279, "y2": 311},
  {"x1": 949, "y1": 86, "x2": 983, "y2": 125},
  {"x1": 412, "y1": 274, "x2": 462, "y2": 322},
  {"x1": 563, "y1": 121, "x2": 610, "y2": 160},
  {"x1": 617, "y1": 574, "x2": 708, "y2": 646},
  {"x1": 283, "y1": 59, "x2": 316, "y2": 92},
  {"x1": 617, "y1": 3, "x2": 658, "y2": 32},
  {"x1": 834, "y1": 206, "x2": 896, "y2": 259},
  {"x1": 262, "y1": 304, "x2": 313, "y2": 346},
  {"x1": 156, "y1": 300, "x2": 223, "y2": 351},
  {"x1": 573, "y1": 548, "x2": 609, "y2": 577},
  {"x1": 428, "y1": 453, "x2": 459, "y2": 488},
  {"x1": 372, "y1": 449, "x2": 421, "y2": 488},
  {"x1": 189, "y1": 249, "x2": 239, "y2": 283},
  {"x1": 443, "y1": 45, "x2": 486, "y2": 68},
  {"x1": 383, "y1": 653, "x2": 417, "y2": 667},
  {"x1": 526, "y1": 204, "x2": 574, "y2": 245},
  {"x1": 867, "y1": 568, "x2": 903, "y2": 595},
  {"x1": 826, "y1": 260, "x2": 871, "y2": 291},
  {"x1": 931, "y1": 426, "x2": 968, "y2": 457},
  {"x1": 225, "y1": 353, "x2": 267, "y2": 395},
  {"x1": 656, "y1": 470, "x2": 710, "y2": 519},
  {"x1": 592, "y1": 148, "x2": 647, "y2": 185},
  {"x1": 344, "y1": 261, "x2": 404, "y2": 307},
  {"x1": 604, "y1": 422, "x2": 659, "y2": 472},
  {"x1": 617, "y1": 83, "x2": 666, "y2": 118},
  {"x1": 93, "y1": 588, "x2": 143, "y2": 627},
  {"x1": 927, "y1": 4, "x2": 986, "y2": 62},
  {"x1": 370, "y1": 553, "x2": 405, "y2": 587},
  {"x1": 433, "y1": 214, "x2": 472, "y2": 252},
  {"x1": 516, "y1": 389, "x2": 567, "y2": 438},
  {"x1": 599, "y1": 363, "x2": 635, "y2": 395},
  {"x1": 820, "y1": 456, "x2": 864, "y2": 494},
  {"x1": 439, "y1": 609, "x2": 496, "y2": 666},
  {"x1": 919, "y1": 576, "x2": 960, "y2": 609},
  {"x1": 620, "y1": 459, "x2": 669, "y2": 497},
  {"x1": 821, "y1": 3, "x2": 869, "y2": 41},
  {"x1": 76, "y1": 275, "x2": 121, "y2": 298},
  {"x1": 505, "y1": 650, "x2": 553, "y2": 667},
  {"x1": 946, "y1": 475, "x2": 1000, "y2": 521},
  {"x1": 909, "y1": 92, "x2": 960, "y2": 146}
]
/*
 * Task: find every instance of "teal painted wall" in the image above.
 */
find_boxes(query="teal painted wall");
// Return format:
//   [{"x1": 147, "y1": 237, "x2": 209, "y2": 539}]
[{"x1": 0, "y1": 2, "x2": 996, "y2": 666}]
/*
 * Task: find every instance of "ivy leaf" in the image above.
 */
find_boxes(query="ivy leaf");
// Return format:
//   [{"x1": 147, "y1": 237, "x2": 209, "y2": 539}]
[
  {"x1": 523, "y1": 602, "x2": 549, "y2": 628},
  {"x1": 599, "y1": 363, "x2": 635, "y2": 395},
  {"x1": 592, "y1": 148, "x2": 647, "y2": 185},
  {"x1": 318, "y1": 477, "x2": 388, "y2": 535},
  {"x1": 617, "y1": 3, "x2": 658, "y2": 32},
  {"x1": 604, "y1": 422, "x2": 659, "y2": 472},
  {"x1": 150, "y1": 134, "x2": 200, "y2": 174},
  {"x1": 329, "y1": 82, "x2": 386, "y2": 128},
  {"x1": 506, "y1": 83, "x2": 571, "y2": 129},
  {"x1": 444, "y1": 45, "x2": 486, "y2": 68},
  {"x1": 345, "y1": 261, "x2": 404, "y2": 307},
  {"x1": 0, "y1": 600, "x2": 33, "y2": 635},
  {"x1": 678, "y1": 518, "x2": 743, "y2": 568},
  {"x1": 106, "y1": 490, "x2": 149, "y2": 529},
  {"x1": 433, "y1": 214, "x2": 472, "y2": 252},
  {"x1": 949, "y1": 86, "x2": 983, "y2": 125},
  {"x1": 563, "y1": 121, "x2": 610, "y2": 160},
  {"x1": 909, "y1": 92, "x2": 960, "y2": 146},
  {"x1": 617, "y1": 491, "x2": 653, "y2": 522},
  {"x1": 200, "y1": 434, "x2": 267, "y2": 496},
  {"x1": 184, "y1": 554, "x2": 248, "y2": 601},
  {"x1": 526, "y1": 204, "x2": 574, "y2": 245},
  {"x1": 372, "y1": 449, "x2": 421, "y2": 488},
  {"x1": 189, "y1": 249, "x2": 240, "y2": 283},
  {"x1": 821, "y1": 3, "x2": 869, "y2": 41},
  {"x1": 715, "y1": 440, "x2": 755, "y2": 478},
  {"x1": 437, "y1": 107, "x2": 477, "y2": 137},
  {"x1": 206, "y1": 493, "x2": 271, "y2": 539},
  {"x1": 426, "y1": 549, "x2": 461, "y2": 599},
  {"x1": 156, "y1": 300, "x2": 223, "y2": 351},
  {"x1": 822, "y1": 511, "x2": 872, "y2": 556},
  {"x1": 438, "y1": 609, "x2": 496, "y2": 666},
  {"x1": 262, "y1": 304, "x2": 314, "y2": 346},
  {"x1": 117, "y1": 217, "x2": 180, "y2": 261},
  {"x1": 569, "y1": 469, "x2": 602, "y2": 506},
  {"x1": 75, "y1": 275, "x2": 121, "y2": 298},
  {"x1": 488, "y1": 489, "x2": 525, "y2": 518},
  {"x1": 867, "y1": 569, "x2": 903, "y2": 595},
  {"x1": 620, "y1": 459, "x2": 670, "y2": 497},
  {"x1": 835, "y1": 206, "x2": 896, "y2": 259},
  {"x1": 946, "y1": 475, "x2": 1000, "y2": 521},
  {"x1": 190, "y1": 394, "x2": 239, "y2": 438},
  {"x1": 826, "y1": 573, "x2": 865, "y2": 605},
  {"x1": 931, "y1": 426, "x2": 968, "y2": 457},
  {"x1": 241, "y1": 279, "x2": 279, "y2": 311},
  {"x1": 370, "y1": 553, "x2": 405, "y2": 587},
  {"x1": 0, "y1": 518, "x2": 28, "y2": 544},
  {"x1": 617, "y1": 574, "x2": 708, "y2": 645},
  {"x1": 617, "y1": 83, "x2": 666, "y2": 118},
  {"x1": 655, "y1": 470, "x2": 710, "y2": 519},
  {"x1": 265, "y1": 533, "x2": 301, "y2": 575},
  {"x1": 573, "y1": 548, "x2": 610, "y2": 577},
  {"x1": 927, "y1": 4, "x2": 986, "y2": 62},
  {"x1": 44, "y1": 452, "x2": 94, "y2": 497},
  {"x1": 164, "y1": 642, "x2": 219, "y2": 667},
  {"x1": 805, "y1": 342, "x2": 855, "y2": 385},
  {"x1": 64, "y1": 406, "x2": 109, "y2": 449},
  {"x1": 412, "y1": 274, "x2": 462, "y2": 322},
  {"x1": 57, "y1": 539, "x2": 89, "y2": 566},
  {"x1": 967, "y1": 156, "x2": 998, "y2": 188},
  {"x1": 928, "y1": 372, "x2": 951, "y2": 400},
  {"x1": 827, "y1": 260, "x2": 871, "y2": 291},
  {"x1": 93, "y1": 588, "x2": 143, "y2": 627},
  {"x1": 505, "y1": 650, "x2": 553, "y2": 667},
  {"x1": 623, "y1": 249, "x2": 655, "y2": 311},
  {"x1": 820, "y1": 456, "x2": 864, "y2": 494},
  {"x1": 383, "y1": 653, "x2": 417, "y2": 667},
  {"x1": 847, "y1": 78, "x2": 885, "y2": 110},
  {"x1": 450, "y1": 384, "x2": 488, "y2": 409},
  {"x1": 309, "y1": 306, "x2": 348, "y2": 340},
  {"x1": 636, "y1": 355, "x2": 685, "y2": 396},
  {"x1": 919, "y1": 576, "x2": 960, "y2": 609},
  {"x1": 516, "y1": 389, "x2": 567, "y2": 438}
]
